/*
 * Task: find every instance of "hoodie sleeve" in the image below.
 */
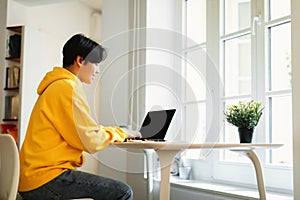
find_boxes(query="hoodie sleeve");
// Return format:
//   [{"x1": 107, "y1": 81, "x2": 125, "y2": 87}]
[
  {"x1": 72, "y1": 84, "x2": 129, "y2": 154},
  {"x1": 54, "y1": 79, "x2": 128, "y2": 154}
]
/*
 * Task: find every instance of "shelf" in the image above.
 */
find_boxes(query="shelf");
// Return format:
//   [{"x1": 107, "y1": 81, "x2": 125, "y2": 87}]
[
  {"x1": 7, "y1": 26, "x2": 22, "y2": 34},
  {"x1": 2, "y1": 118, "x2": 18, "y2": 122},
  {"x1": 2, "y1": 26, "x2": 23, "y2": 142},
  {"x1": 5, "y1": 56, "x2": 20, "y2": 62},
  {"x1": 4, "y1": 87, "x2": 19, "y2": 91}
]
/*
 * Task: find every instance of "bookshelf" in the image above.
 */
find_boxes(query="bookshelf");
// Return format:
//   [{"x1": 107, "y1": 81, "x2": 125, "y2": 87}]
[
  {"x1": 0, "y1": 25, "x2": 46, "y2": 147},
  {"x1": 1, "y1": 25, "x2": 23, "y2": 145}
]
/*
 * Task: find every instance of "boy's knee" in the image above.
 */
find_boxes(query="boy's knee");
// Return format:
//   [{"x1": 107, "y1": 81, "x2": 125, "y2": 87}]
[{"x1": 119, "y1": 182, "x2": 133, "y2": 200}]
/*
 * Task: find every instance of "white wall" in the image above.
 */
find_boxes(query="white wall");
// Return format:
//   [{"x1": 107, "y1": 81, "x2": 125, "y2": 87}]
[
  {"x1": 99, "y1": 1, "x2": 150, "y2": 199},
  {"x1": 99, "y1": 0, "x2": 130, "y2": 126},
  {"x1": 99, "y1": 1, "x2": 186, "y2": 199},
  {"x1": 146, "y1": 1, "x2": 185, "y2": 198},
  {"x1": 146, "y1": 0, "x2": 183, "y2": 141},
  {"x1": 8, "y1": 0, "x2": 99, "y2": 72},
  {"x1": 19, "y1": 26, "x2": 46, "y2": 146},
  {"x1": 99, "y1": 0, "x2": 138, "y2": 194}
]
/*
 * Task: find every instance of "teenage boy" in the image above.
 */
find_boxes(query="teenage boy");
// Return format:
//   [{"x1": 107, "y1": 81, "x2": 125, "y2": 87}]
[{"x1": 19, "y1": 34, "x2": 140, "y2": 200}]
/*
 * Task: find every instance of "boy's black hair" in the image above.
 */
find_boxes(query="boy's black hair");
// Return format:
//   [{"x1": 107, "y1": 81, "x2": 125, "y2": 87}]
[{"x1": 62, "y1": 34, "x2": 106, "y2": 68}]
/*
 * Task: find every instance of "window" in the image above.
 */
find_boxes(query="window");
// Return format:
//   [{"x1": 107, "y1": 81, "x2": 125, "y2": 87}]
[
  {"x1": 182, "y1": 0, "x2": 207, "y2": 158},
  {"x1": 265, "y1": 2, "x2": 292, "y2": 165},
  {"x1": 183, "y1": 0, "x2": 293, "y2": 192}
]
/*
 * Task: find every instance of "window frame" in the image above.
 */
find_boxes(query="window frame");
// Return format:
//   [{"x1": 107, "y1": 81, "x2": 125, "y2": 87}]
[{"x1": 182, "y1": 0, "x2": 293, "y2": 193}]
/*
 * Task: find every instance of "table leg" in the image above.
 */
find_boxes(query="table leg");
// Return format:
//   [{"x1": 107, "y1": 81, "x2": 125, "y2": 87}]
[
  {"x1": 232, "y1": 149, "x2": 266, "y2": 200},
  {"x1": 155, "y1": 150, "x2": 182, "y2": 200},
  {"x1": 144, "y1": 149, "x2": 155, "y2": 200}
]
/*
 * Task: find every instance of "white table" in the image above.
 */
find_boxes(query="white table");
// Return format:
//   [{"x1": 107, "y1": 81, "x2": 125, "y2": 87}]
[{"x1": 113, "y1": 142, "x2": 282, "y2": 200}]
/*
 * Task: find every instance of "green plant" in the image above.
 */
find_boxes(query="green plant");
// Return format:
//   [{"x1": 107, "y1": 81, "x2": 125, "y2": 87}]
[{"x1": 224, "y1": 100, "x2": 264, "y2": 129}]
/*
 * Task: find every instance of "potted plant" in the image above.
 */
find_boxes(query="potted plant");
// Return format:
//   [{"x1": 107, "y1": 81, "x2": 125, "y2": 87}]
[{"x1": 224, "y1": 100, "x2": 264, "y2": 143}]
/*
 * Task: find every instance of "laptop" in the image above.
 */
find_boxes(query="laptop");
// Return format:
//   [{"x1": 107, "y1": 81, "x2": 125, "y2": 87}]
[{"x1": 131, "y1": 109, "x2": 176, "y2": 141}]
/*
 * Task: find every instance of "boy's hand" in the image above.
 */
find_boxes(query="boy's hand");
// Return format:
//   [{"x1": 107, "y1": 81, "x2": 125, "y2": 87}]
[{"x1": 121, "y1": 128, "x2": 142, "y2": 139}]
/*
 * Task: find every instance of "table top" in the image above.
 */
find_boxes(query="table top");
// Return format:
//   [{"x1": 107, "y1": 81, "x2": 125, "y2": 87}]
[{"x1": 112, "y1": 141, "x2": 283, "y2": 150}]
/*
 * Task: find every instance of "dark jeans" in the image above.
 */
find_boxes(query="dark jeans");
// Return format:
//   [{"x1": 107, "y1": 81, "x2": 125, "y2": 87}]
[{"x1": 19, "y1": 170, "x2": 133, "y2": 200}]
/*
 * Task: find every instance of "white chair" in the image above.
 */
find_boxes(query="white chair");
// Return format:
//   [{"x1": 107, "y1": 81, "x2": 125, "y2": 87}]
[
  {"x1": 0, "y1": 134, "x2": 93, "y2": 200},
  {"x1": 0, "y1": 134, "x2": 20, "y2": 200}
]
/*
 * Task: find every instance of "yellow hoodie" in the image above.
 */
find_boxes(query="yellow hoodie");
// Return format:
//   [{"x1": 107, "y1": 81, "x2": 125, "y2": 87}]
[{"x1": 19, "y1": 67, "x2": 128, "y2": 192}]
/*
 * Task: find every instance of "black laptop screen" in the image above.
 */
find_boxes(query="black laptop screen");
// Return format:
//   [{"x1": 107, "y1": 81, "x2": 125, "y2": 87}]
[{"x1": 139, "y1": 109, "x2": 176, "y2": 140}]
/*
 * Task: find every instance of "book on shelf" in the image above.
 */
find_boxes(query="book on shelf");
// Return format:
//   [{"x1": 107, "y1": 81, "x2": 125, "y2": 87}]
[
  {"x1": 4, "y1": 96, "x2": 12, "y2": 119},
  {"x1": 7, "y1": 34, "x2": 21, "y2": 58},
  {"x1": 5, "y1": 66, "x2": 20, "y2": 89},
  {"x1": 4, "y1": 95, "x2": 19, "y2": 120}
]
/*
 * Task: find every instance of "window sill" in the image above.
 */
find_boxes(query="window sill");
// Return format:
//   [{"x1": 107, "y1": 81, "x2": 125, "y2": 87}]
[{"x1": 168, "y1": 176, "x2": 293, "y2": 200}]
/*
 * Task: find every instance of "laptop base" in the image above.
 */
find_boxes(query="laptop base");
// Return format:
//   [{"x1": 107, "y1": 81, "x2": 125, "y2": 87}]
[{"x1": 124, "y1": 138, "x2": 166, "y2": 142}]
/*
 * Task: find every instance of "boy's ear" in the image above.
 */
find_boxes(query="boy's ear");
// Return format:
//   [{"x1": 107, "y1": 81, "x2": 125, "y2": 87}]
[{"x1": 75, "y1": 56, "x2": 84, "y2": 65}]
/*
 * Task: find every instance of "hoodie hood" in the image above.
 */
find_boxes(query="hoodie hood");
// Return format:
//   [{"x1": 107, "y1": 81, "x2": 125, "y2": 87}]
[{"x1": 37, "y1": 67, "x2": 77, "y2": 95}]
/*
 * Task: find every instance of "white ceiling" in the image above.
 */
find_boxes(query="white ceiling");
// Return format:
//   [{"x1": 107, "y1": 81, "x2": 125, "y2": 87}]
[{"x1": 13, "y1": 0, "x2": 102, "y2": 12}]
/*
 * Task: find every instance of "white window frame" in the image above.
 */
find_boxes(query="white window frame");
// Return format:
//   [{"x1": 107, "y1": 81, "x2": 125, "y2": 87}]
[{"x1": 182, "y1": 0, "x2": 293, "y2": 193}]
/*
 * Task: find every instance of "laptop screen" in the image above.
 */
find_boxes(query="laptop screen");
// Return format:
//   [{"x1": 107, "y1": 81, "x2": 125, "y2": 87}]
[{"x1": 139, "y1": 109, "x2": 176, "y2": 140}]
